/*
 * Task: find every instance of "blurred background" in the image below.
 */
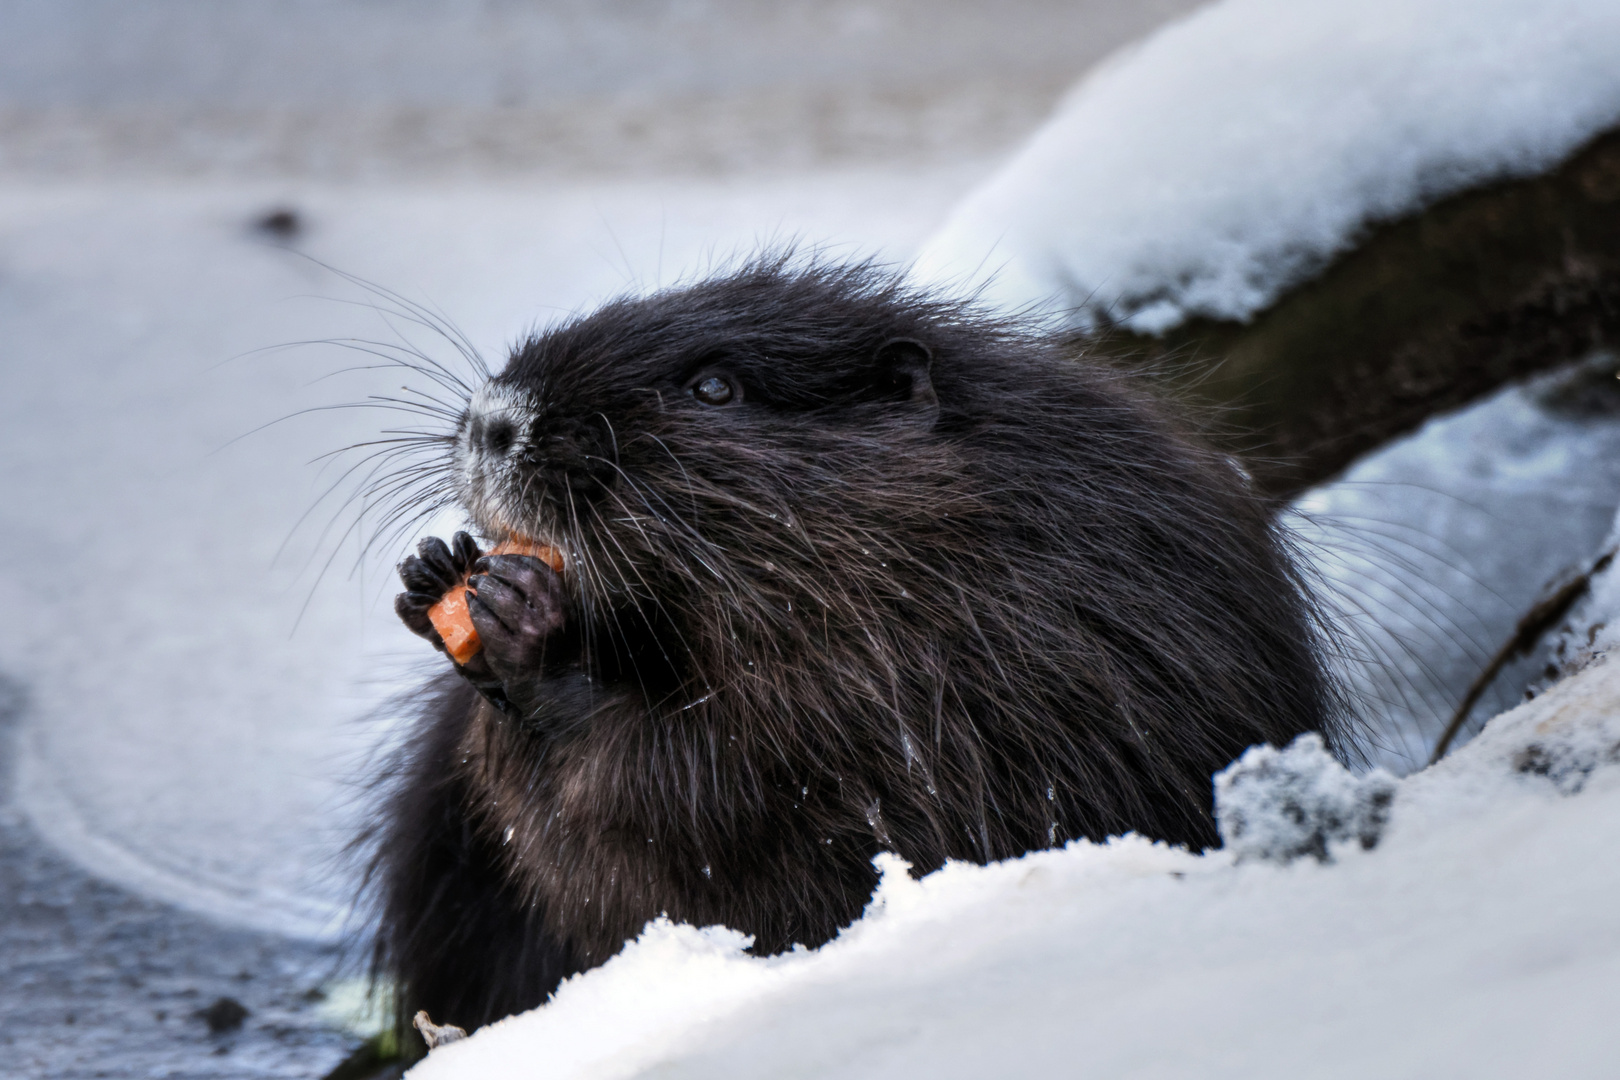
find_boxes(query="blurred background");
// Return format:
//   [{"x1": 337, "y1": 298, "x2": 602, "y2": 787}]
[{"x1": 0, "y1": 0, "x2": 1198, "y2": 180}]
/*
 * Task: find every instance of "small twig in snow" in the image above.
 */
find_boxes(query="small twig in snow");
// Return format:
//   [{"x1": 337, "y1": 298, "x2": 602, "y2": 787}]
[
  {"x1": 413, "y1": 1010, "x2": 468, "y2": 1051},
  {"x1": 1431, "y1": 546, "x2": 1617, "y2": 764}
]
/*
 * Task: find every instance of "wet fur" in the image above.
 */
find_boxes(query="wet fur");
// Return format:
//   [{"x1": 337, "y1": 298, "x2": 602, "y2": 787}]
[{"x1": 367, "y1": 258, "x2": 1346, "y2": 1032}]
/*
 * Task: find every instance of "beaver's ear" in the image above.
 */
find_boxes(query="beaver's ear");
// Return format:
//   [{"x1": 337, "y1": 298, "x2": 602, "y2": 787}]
[{"x1": 875, "y1": 338, "x2": 939, "y2": 424}]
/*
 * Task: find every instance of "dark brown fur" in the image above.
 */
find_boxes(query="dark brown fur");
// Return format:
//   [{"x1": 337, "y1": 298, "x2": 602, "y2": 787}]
[{"x1": 367, "y1": 257, "x2": 1345, "y2": 1033}]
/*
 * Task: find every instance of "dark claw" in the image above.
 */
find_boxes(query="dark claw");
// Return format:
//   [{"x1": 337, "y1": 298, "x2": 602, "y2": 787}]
[
  {"x1": 466, "y1": 584, "x2": 514, "y2": 637},
  {"x1": 395, "y1": 535, "x2": 568, "y2": 721},
  {"x1": 394, "y1": 591, "x2": 445, "y2": 649},
  {"x1": 395, "y1": 531, "x2": 486, "y2": 650},
  {"x1": 395, "y1": 557, "x2": 431, "y2": 596},
  {"x1": 395, "y1": 589, "x2": 443, "y2": 621},
  {"x1": 402, "y1": 557, "x2": 460, "y2": 599},
  {"x1": 451, "y1": 531, "x2": 483, "y2": 574},
  {"x1": 414, "y1": 536, "x2": 461, "y2": 587},
  {"x1": 477, "y1": 558, "x2": 567, "y2": 631},
  {"x1": 469, "y1": 574, "x2": 521, "y2": 622},
  {"x1": 399, "y1": 559, "x2": 456, "y2": 599},
  {"x1": 466, "y1": 587, "x2": 537, "y2": 685},
  {"x1": 472, "y1": 553, "x2": 558, "y2": 580},
  {"x1": 397, "y1": 587, "x2": 442, "y2": 607},
  {"x1": 472, "y1": 556, "x2": 565, "y2": 615},
  {"x1": 465, "y1": 557, "x2": 569, "y2": 679},
  {"x1": 397, "y1": 532, "x2": 486, "y2": 610}
]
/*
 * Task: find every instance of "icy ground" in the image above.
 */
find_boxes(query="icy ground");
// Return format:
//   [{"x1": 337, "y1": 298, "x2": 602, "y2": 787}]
[
  {"x1": 916, "y1": 0, "x2": 1620, "y2": 332},
  {"x1": 0, "y1": 166, "x2": 987, "y2": 940},
  {"x1": 0, "y1": 0, "x2": 1205, "y2": 182},
  {"x1": 0, "y1": 676, "x2": 355, "y2": 1079},
  {"x1": 412, "y1": 654, "x2": 1620, "y2": 1080}
]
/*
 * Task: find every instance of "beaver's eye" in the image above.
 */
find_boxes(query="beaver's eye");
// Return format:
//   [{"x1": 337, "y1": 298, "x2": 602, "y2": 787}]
[{"x1": 691, "y1": 374, "x2": 737, "y2": 406}]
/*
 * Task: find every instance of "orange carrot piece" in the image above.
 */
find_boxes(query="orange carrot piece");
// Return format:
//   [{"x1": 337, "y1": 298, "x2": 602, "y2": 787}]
[
  {"x1": 425, "y1": 538, "x2": 564, "y2": 664},
  {"x1": 428, "y1": 587, "x2": 482, "y2": 665}
]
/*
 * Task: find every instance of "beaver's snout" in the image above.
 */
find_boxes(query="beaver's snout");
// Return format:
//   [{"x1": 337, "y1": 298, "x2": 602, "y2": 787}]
[
  {"x1": 468, "y1": 413, "x2": 516, "y2": 457},
  {"x1": 462, "y1": 385, "x2": 532, "y2": 461},
  {"x1": 458, "y1": 382, "x2": 616, "y2": 536}
]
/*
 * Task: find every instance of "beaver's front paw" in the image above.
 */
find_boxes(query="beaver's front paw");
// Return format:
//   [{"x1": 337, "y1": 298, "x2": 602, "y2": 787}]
[
  {"x1": 466, "y1": 554, "x2": 570, "y2": 682},
  {"x1": 394, "y1": 532, "x2": 483, "y2": 649}
]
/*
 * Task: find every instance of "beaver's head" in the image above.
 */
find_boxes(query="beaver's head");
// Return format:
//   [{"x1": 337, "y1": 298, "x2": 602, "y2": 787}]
[{"x1": 451, "y1": 260, "x2": 1001, "y2": 697}]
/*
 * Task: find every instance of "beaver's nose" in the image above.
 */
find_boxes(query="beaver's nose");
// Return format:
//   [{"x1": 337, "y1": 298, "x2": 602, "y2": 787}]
[
  {"x1": 465, "y1": 383, "x2": 528, "y2": 460},
  {"x1": 469, "y1": 414, "x2": 516, "y2": 456}
]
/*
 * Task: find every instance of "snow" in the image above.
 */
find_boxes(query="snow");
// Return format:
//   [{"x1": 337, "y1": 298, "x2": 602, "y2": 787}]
[
  {"x1": 410, "y1": 654, "x2": 1620, "y2": 1080},
  {"x1": 385, "y1": 359, "x2": 1620, "y2": 1077},
  {"x1": 914, "y1": 0, "x2": 1620, "y2": 332},
  {"x1": 1212, "y1": 734, "x2": 1395, "y2": 864},
  {"x1": 0, "y1": 167, "x2": 985, "y2": 938},
  {"x1": 0, "y1": 0, "x2": 1191, "y2": 112}
]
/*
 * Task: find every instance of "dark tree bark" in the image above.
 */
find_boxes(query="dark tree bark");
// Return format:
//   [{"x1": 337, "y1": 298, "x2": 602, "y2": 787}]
[{"x1": 1097, "y1": 126, "x2": 1620, "y2": 502}]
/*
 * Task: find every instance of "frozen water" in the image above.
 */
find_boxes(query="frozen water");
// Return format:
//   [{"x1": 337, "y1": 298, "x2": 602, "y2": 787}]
[
  {"x1": 408, "y1": 655, "x2": 1620, "y2": 1080},
  {"x1": 0, "y1": 167, "x2": 986, "y2": 938},
  {"x1": 914, "y1": 0, "x2": 1620, "y2": 331},
  {"x1": 0, "y1": 670, "x2": 357, "y2": 1078}
]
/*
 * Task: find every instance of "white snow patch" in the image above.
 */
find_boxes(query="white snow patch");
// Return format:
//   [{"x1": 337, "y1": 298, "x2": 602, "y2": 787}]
[
  {"x1": 424, "y1": 921, "x2": 785, "y2": 1079},
  {"x1": 410, "y1": 656, "x2": 1620, "y2": 1079},
  {"x1": 914, "y1": 0, "x2": 1620, "y2": 331},
  {"x1": 1214, "y1": 733, "x2": 1396, "y2": 864}
]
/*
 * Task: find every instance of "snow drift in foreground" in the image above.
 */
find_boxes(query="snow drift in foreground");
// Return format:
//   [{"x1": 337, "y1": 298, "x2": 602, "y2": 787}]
[
  {"x1": 411, "y1": 656, "x2": 1620, "y2": 1079},
  {"x1": 914, "y1": 0, "x2": 1620, "y2": 332}
]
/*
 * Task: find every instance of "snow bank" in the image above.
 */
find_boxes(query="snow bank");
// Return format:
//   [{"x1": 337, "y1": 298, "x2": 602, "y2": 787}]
[
  {"x1": 914, "y1": 0, "x2": 1620, "y2": 332},
  {"x1": 410, "y1": 655, "x2": 1620, "y2": 1079}
]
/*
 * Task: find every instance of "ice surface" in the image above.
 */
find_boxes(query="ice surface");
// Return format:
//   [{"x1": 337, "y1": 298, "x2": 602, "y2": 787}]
[
  {"x1": 0, "y1": 166, "x2": 986, "y2": 937},
  {"x1": 410, "y1": 655, "x2": 1620, "y2": 1080},
  {"x1": 914, "y1": 0, "x2": 1620, "y2": 331}
]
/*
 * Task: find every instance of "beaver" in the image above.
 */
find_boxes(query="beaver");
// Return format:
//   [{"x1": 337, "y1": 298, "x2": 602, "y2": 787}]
[{"x1": 370, "y1": 256, "x2": 1346, "y2": 1033}]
